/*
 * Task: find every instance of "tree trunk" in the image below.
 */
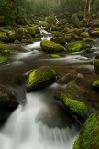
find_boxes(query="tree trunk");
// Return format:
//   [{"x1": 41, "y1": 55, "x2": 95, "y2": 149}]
[{"x1": 84, "y1": 0, "x2": 95, "y2": 23}]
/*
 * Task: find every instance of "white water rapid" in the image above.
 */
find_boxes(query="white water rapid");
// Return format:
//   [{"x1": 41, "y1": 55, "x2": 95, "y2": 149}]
[{"x1": 0, "y1": 92, "x2": 78, "y2": 149}]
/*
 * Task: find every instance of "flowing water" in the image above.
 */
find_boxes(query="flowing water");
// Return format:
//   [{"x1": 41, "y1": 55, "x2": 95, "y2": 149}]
[
  {"x1": 0, "y1": 91, "x2": 78, "y2": 149},
  {"x1": 0, "y1": 29, "x2": 99, "y2": 149}
]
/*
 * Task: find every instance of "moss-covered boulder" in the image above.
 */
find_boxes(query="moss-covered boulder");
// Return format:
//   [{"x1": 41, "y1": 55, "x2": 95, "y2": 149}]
[
  {"x1": 58, "y1": 93, "x2": 89, "y2": 122},
  {"x1": 51, "y1": 36, "x2": 65, "y2": 45},
  {"x1": 93, "y1": 57, "x2": 99, "y2": 74},
  {"x1": 16, "y1": 27, "x2": 32, "y2": 41},
  {"x1": 39, "y1": 21, "x2": 49, "y2": 28},
  {"x1": 6, "y1": 30, "x2": 16, "y2": 42},
  {"x1": 0, "y1": 31, "x2": 7, "y2": 42},
  {"x1": 50, "y1": 54, "x2": 61, "y2": 58},
  {"x1": 67, "y1": 41, "x2": 91, "y2": 52},
  {"x1": 0, "y1": 43, "x2": 10, "y2": 54},
  {"x1": 26, "y1": 66, "x2": 56, "y2": 91},
  {"x1": 0, "y1": 85, "x2": 18, "y2": 125},
  {"x1": 91, "y1": 80, "x2": 99, "y2": 90},
  {"x1": 40, "y1": 40, "x2": 64, "y2": 53},
  {"x1": 0, "y1": 56, "x2": 8, "y2": 64},
  {"x1": 80, "y1": 32, "x2": 89, "y2": 38},
  {"x1": 89, "y1": 28, "x2": 99, "y2": 37},
  {"x1": 73, "y1": 112, "x2": 99, "y2": 149},
  {"x1": 27, "y1": 26, "x2": 39, "y2": 37}
]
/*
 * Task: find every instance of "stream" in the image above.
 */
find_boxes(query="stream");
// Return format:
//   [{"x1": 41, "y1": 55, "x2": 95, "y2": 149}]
[{"x1": 0, "y1": 28, "x2": 99, "y2": 149}]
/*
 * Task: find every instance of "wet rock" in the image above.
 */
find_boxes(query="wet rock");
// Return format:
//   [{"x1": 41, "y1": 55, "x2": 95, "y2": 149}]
[
  {"x1": 0, "y1": 31, "x2": 7, "y2": 42},
  {"x1": 40, "y1": 40, "x2": 64, "y2": 53},
  {"x1": 26, "y1": 66, "x2": 56, "y2": 91},
  {"x1": 50, "y1": 54, "x2": 61, "y2": 58},
  {"x1": 51, "y1": 36, "x2": 65, "y2": 45},
  {"x1": 67, "y1": 41, "x2": 92, "y2": 52},
  {"x1": 93, "y1": 56, "x2": 99, "y2": 74},
  {"x1": 55, "y1": 81, "x2": 92, "y2": 123},
  {"x1": 0, "y1": 85, "x2": 18, "y2": 125},
  {"x1": 80, "y1": 31, "x2": 89, "y2": 38},
  {"x1": 16, "y1": 27, "x2": 32, "y2": 41},
  {"x1": 73, "y1": 112, "x2": 99, "y2": 149},
  {"x1": 27, "y1": 26, "x2": 39, "y2": 37},
  {"x1": 57, "y1": 93, "x2": 89, "y2": 123},
  {"x1": 91, "y1": 80, "x2": 99, "y2": 91},
  {"x1": 0, "y1": 56, "x2": 8, "y2": 64},
  {"x1": 39, "y1": 21, "x2": 48, "y2": 28},
  {"x1": 89, "y1": 28, "x2": 99, "y2": 37},
  {"x1": 6, "y1": 30, "x2": 16, "y2": 42}
]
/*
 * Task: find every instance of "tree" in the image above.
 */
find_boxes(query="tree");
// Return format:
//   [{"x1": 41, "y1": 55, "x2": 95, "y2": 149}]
[{"x1": 84, "y1": 0, "x2": 95, "y2": 22}]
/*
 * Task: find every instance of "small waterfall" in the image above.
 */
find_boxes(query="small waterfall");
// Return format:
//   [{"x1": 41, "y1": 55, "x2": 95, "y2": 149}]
[{"x1": 0, "y1": 92, "x2": 78, "y2": 149}]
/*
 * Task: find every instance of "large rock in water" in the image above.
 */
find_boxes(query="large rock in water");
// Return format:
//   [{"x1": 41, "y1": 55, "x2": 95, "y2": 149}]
[
  {"x1": 0, "y1": 85, "x2": 18, "y2": 125},
  {"x1": 73, "y1": 112, "x2": 99, "y2": 149},
  {"x1": 40, "y1": 40, "x2": 64, "y2": 53},
  {"x1": 93, "y1": 56, "x2": 99, "y2": 75},
  {"x1": 57, "y1": 92, "x2": 89, "y2": 123},
  {"x1": 67, "y1": 41, "x2": 91, "y2": 52},
  {"x1": 26, "y1": 66, "x2": 56, "y2": 91}
]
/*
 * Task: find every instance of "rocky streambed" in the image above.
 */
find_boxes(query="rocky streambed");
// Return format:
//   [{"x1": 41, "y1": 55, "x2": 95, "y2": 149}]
[{"x1": 0, "y1": 17, "x2": 99, "y2": 149}]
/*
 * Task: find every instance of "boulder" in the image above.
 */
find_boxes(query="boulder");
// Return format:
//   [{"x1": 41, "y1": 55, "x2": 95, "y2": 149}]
[
  {"x1": 40, "y1": 40, "x2": 64, "y2": 53},
  {"x1": 93, "y1": 57, "x2": 99, "y2": 74},
  {"x1": 0, "y1": 56, "x2": 8, "y2": 64},
  {"x1": 73, "y1": 112, "x2": 99, "y2": 149},
  {"x1": 67, "y1": 41, "x2": 91, "y2": 52},
  {"x1": 0, "y1": 31, "x2": 7, "y2": 42},
  {"x1": 91, "y1": 80, "x2": 99, "y2": 91},
  {"x1": 0, "y1": 43, "x2": 10, "y2": 54},
  {"x1": 57, "y1": 93, "x2": 89, "y2": 123},
  {"x1": 27, "y1": 26, "x2": 39, "y2": 37},
  {"x1": 0, "y1": 85, "x2": 18, "y2": 125},
  {"x1": 80, "y1": 32, "x2": 89, "y2": 38},
  {"x1": 26, "y1": 66, "x2": 56, "y2": 91},
  {"x1": 89, "y1": 28, "x2": 99, "y2": 37},
  {"x1": 51, "y1": 36, "x2": 65, "y2": 45}
]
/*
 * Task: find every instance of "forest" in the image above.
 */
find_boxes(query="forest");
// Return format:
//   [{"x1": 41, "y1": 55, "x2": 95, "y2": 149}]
[{"x1": 0, "y1": 0, "x2": 99, "y2": 149}]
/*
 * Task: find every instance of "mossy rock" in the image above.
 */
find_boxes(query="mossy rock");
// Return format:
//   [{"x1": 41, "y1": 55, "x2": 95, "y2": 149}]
[
  {"x1": 0, "y1": 31, "x2": 7, "y2": 42},
  {"x1": 40, "y1": 40, "x2": 64, "y2": 53},
  {"x1": 90, "y1": 28, "x2": 99, "y2": 37},
  {"x1": 51, "y1": 36, "x2": 65, "y2": 45},
  {"x1": 39, "y1": 21, "x2": 49, "y2": 27},
  {"x1": 91, "y1": 80, "x2": 99, "y2": 90},
  {"x1": 0, "y1": 85, "x2": 18, "y2": 125},
  {"x1": 26, "y1": 66, "x2": 56, "y2": 91},
  {"x1": 73, "y1": 112, "x2": 99, "y2": 149},
  {"x1": 6, "y1": 30, "x2": 16, "y2": 42},
  {"x1": 16, "y1": 28, "x2": 32, "y2": 41},
  {"x1": 67, "y1": 41, "x2": 91, "y2": 52},
  {"x1": 93, "y1": 58, "x2": 99, "y2": 74},
  {"x1": 27, "y1": 26, "x2": 39, "y2": 37},
  {"x1": 80, "y1": 32, "x2": 89, "y2": 38},
  {"x1": 58, "y1": 93, "x2": 89, "y2": 122},
  {"x1": 0, "y1": 43, "x2": 10, "y2": 54},
  {"x1": 0, "y1": 56, "x2": 8, "y2": 64},
  {"x1": 50, "y1": 54, "x2": 61, "y2": 58}
]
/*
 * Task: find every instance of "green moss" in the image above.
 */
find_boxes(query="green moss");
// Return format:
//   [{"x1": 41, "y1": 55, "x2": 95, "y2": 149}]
[
  {"x1": 93, "y1": 58, "x2": 99, "y2": 65},
  {"x1": 50, "y1": 54, "x2": 61, "y2": 58},
  {"x1": 73, "y1": 112, "x2": 99, "y2": 149},
  {"x1": 0, "y1": 32, "x2": 7, "y2": 42},
  {"x1": 40, "y1": 40, "x2": 64, "y2": 53},
  {"x1": 27, "y1": 26, "x2": 38, "y2": 37},
  {"x1": 59, "y1": 93, "x2": 88, "y2": 120},
  {"x1": 0, "y1": 43, "x2": 5, "y2": 50},
  {"x1": 67, "y1": 41, "x2": 91, "y2": 52},
  {"x1": 80, "y1": 32, "x2": 89, "y2": 38},
  {"x1": 91, "y1": 80, "x2": 99, "y2": 90},
  {"x1": 0, "y1": 56, "x2": 8, "y2": 64},
  {"x1": 26, "y1": 66, "x2": 56, "y2": 91}
]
